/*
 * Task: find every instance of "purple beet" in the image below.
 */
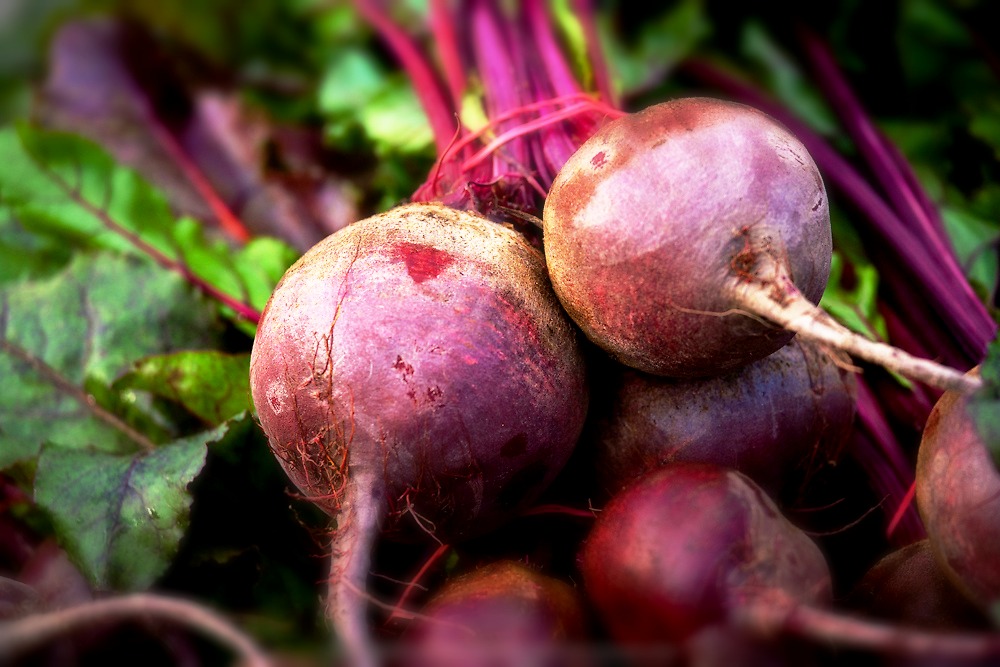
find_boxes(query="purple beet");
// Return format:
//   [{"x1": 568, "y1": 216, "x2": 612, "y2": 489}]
[
  {"x1": 249, "y1": 202, "x2": 589, "y2": 666},
  {"x1": 543, "y1": 97, "x2": 977, "y2": 393},
  {"x1": 578, "y1": 463, "x2": 832, "y2": 645},
  {"x1": 580, "y1": 463, "x2": 1000, "y2": 662},
  {"x1": 848, "y1": 539, "x2": 991, "y2": 632},
  {"x1": 398, "y1": 560, "x2": 590, "y2": 667},
  {"x1": 592, "y1": 337, "x2": 856, "y2": 500},
  {"x1": 916, "y1": 368, "x2": 1000, "y2": 613}
]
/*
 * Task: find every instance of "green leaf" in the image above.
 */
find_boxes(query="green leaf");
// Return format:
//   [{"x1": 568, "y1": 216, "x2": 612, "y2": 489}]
[
  {"x1": 820, "y1": 251, "x2": 890, "y2": 342},
  {"x1": 115, "y1": 351, "x2": 252, "y2": 427},
  {"x1": 318, "y1": 47, "x2": 385, "y2": 119},
  {"x1": 968, "y1": 98, "x2": 1000, "y2": 162},
  {"x1": 362, "y1": 83, "x2": 435, "y2": 155},
  {"x1": 318, "y1": 46, "x2": 433, "y2": 155},
  {"x1": 0, "y1": 253, "x2": 221, "y2": 469},
  {"x1": 740, "y1": 21, "x2": 839, "y2": 136},
  {"x1": 897, "y1": 0, "x2": 973, "y2": 87},
  {"x1": 940, "y1": 205, "x2": 1000, "y2": 303},
  {"x1": 0, "y1": 125, "x2": 282, "y2": 329},
  {"x1": 551, "y1": 0, "x2": 592, "y2": 90},
  {"x1": 34, "y1": 415, "x2": 248, "y2": 591},
  {"x1": 598, "y1": 0, "x2": 710, "y2": 97},
  {"x1": 0, "y1": 206, "x2": 71, "y2": 284},
  {"x1": 970, "y1": 338, "x2": 1000, "y2": 470},
  {"x1": 171, "y1": 218, "x2": 298, "y2": 334}
]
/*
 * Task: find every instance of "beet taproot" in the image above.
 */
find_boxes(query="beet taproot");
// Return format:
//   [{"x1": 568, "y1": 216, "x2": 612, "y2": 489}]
[{"x1": 249, "y1": 202, "x2": 588, "y2": 666}]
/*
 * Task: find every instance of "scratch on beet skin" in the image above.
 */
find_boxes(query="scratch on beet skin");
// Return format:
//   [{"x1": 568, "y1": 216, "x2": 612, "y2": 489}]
[{"x1": 390, "y1": 242, "x2": 454, "y2": 283}]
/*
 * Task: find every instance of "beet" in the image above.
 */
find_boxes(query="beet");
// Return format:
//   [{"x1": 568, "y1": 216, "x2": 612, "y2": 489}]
[
  {"x1": 543, "y1": 97, "x2": 977, "y2": 392},
  {"x1": 592, "y1": 337, "x2": 856, "y2": 500},
  {"x1": 578, "y1": 463, "x2": 832, "y2": 645},
  {"x1": 579, "y1": 463, "x2": 1000, "y2": 662},
  {"x1": 848, "y1": 540, "x2": 991, "y2": 632},
  {"x1": 916, "y1": 368, "x2": 1000, "y2": 613},
  {"x1": 249, "y1": 202, "x2": 589, "y2": 666},
  {"x1": 397, "y1": 560, "x2": 590, "y2": 667}
]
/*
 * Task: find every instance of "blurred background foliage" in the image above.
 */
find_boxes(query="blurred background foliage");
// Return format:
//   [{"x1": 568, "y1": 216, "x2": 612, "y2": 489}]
[{"x1": 0, "y1": 0, "x2": 998, "y2": 662}]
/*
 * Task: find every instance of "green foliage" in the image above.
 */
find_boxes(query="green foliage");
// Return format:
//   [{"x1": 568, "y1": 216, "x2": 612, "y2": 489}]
[
  {"x1": 971, "y1": 338, "x2": 1000, "y2": 469},
  {"x1": 941, "y1": 205, "x2": 1000, "y2": 303},
  {"x1": 598, "y1": 0, "x2": 710, "y2": 98},
  {"x1": 318, "y1": 46, "x2": 434, "y2": 155},
  {"x1": 739, "y1": 22, "x2": 839, "y2": 136},
  {"x1": 0, "y1": 250, "x2": 260, "y2": 591},
  {"x1": 820, "y1": 251, "x2": 890, "y2": 343},
  {"x1": 115, "y1": 351, "x2": 252, "y2": 426},
  {"x1": 0, "y1": 206, "x2": 71, "y2": 284},
  {"x1": 34, "y1": 417, "x2": 247, "y2": 591},
  {"x1": 0, "y1": 125, "x2": 298, "y2": 330},
  {"x1": 0, "y1": 253, "x2": 222, "y2": 469}
]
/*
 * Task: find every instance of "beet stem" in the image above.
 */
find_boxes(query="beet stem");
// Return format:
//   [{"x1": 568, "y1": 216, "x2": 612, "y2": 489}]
[
  {"x1": 727, "y1": 268, "x2": 981, "y2": 395},
  {"x1": 327, "y1": 472, "x2": 384, "y2": 667}
]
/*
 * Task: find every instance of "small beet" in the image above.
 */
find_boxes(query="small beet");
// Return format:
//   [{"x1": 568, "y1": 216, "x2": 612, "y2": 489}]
[
  {"x1": 592, "y1": 337, "x2": 856, "y2": 500},
  {"x1": 398, "y1": 560, "x2": 590, "y2": 667},
  {"x1": 916, "y1": 368, "x2": 1000, "y2": 613},
  {"x1": 578, "y1": 463, "x2": 1000, "y2": 662},
  {"x1": 848, "y1": 539, "x2": 991, "y2": 632},
  {"x1": 578, "y1": 463, "x2": 832, "y2": 645},
  {"x1": 249, "y1": 203, "x2": 589, "y2": 666}
]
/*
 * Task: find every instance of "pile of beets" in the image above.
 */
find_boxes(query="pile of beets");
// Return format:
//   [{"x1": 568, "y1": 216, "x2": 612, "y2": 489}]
[{"x1": 248, "y1": 3, "x2": 1000, "y2": 665}]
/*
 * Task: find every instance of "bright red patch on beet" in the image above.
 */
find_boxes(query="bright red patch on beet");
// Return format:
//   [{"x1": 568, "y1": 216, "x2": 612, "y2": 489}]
[
  {"x1": 391, "y1": 242, "x2": 455, "y2": 283},
  {"x1": 590, "y1": 151, "x2": 607, "y2": 168}
]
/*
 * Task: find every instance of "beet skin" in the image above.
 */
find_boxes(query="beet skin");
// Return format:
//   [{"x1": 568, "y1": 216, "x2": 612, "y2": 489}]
[
  {"x1": 592, "y1": 337, "x2": 856, "y2": 500},
  {"x1": 249, "y1": 203, "x2": 589, "y2": 666},
  {"x1": 250, "y1": 202, "x2": 589, "y2": 540},
  {"x1": 916, "y1": 369, "x2": 1000, "y2": 613},
  {"x1": 543, "y1": 97, "x2": 831, "y2": 378},
  {"x1": 579, "y1": 463, "x2": 831, "y2": 645}
]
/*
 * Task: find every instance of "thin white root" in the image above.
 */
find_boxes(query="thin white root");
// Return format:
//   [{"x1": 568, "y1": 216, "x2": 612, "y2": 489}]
[
  {"x1": 727, "y1": 275, "x2": 982, "y2": 395},
  {"x1": 0, "y1": 592, "x2": 272, "y2": 666},
  {"x1": 741, "y1": 598, "x2": 1000, "y2": 659},
  {"x1": 327, "y1": 471, "x2": 384, "y2": 667}
]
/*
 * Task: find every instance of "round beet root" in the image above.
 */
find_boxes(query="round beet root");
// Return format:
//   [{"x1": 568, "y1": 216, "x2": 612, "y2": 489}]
[
  {"x1": 543, "y1": 97, "x2": 830, "y2": 378},
  {"x1": 399, "y1": 561, "x2": 590, "y2": 667},
  {"x1": 542, "y1": 97, "x2": 977, "y2": 393},
  {"x1": 592, "y1": 337, "x2": 856, "y2": 499},
  {"x1": 848, "y1": 540, "x2": 991, "y2": 632},
  {"x1": 916, "y1": 368, "x2": 1000, "y2": 613},
  {"x1": 249, "y1": 203, "x2": 589, "y2": 665},
  {"x1": 578, "y1": 463, "x2": 831, "y2": 645}
]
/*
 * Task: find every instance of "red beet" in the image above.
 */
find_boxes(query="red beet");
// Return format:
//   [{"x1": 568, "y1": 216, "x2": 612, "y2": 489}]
[
  {"x1": 578, "y1": 463, "x2": 832, "y2": 645},
  {"x1": 916, "y1": 368, "x2": 1000, "y2": 613},
  {"x1": 249, "y1": 203, "x2": 589, "y2": 666},
  {"x1": 848, "y1": 540, "x2": 991, "y2": 632},
  {"x1": 543, "y1": 97, "x2": 977, "y2": 393},
  {"x1": 580, "y1": 463, "x2": 1000, "y2": 662},
  {"x1": 398, "y1": 560, "x2": 590, "y2": 667},
  {"x1": 592, "y1": 337, "x2": 856, "y2": 500}
]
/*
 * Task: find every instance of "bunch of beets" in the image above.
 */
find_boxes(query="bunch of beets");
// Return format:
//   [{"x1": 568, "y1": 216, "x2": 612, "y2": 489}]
[{"x1": 249, "y1": 2, "x2": 1000, "y2": 665}]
